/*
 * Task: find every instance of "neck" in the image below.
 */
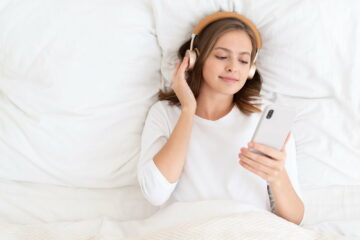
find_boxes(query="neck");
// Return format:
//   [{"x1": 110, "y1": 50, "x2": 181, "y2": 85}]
[{"x1": 195, "y1": 90, "x2": 234, "y2": 121}]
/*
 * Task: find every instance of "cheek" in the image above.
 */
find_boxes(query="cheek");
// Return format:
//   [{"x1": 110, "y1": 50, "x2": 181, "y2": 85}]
[
  {"x1": 239, "y1": 65, "x2": 251, "y2": 79},
  {"x1": 203, "y1": 59, "x2": 225, "y2": 72},
  {"x1": 202, "y1": 60, "x2": 219, "y2": 80}
]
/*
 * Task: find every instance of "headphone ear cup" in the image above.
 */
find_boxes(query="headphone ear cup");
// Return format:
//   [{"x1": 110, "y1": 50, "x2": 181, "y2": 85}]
[
  {"x1": 248, "y1": 64, "x2": 257, "y2": 79},
  {"x1": 185, "y1": 50, "x2": 197, "y2": 70}
]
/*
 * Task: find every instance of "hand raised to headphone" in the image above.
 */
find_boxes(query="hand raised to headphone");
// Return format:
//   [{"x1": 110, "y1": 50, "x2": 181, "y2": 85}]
[{"x1": 171, "y1": 56, "x2": 197, "y2": 114}]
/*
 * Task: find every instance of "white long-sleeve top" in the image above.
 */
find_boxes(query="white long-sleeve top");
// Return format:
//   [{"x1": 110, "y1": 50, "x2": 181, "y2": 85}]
[{"x1": 137, "y1": 100, "x2": 302, "y2": 211}]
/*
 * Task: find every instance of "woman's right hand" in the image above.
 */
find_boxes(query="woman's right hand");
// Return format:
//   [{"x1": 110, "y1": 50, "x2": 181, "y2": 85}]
[{"x1": 171, "y1": 56, "x2": 197, "y2": 114}]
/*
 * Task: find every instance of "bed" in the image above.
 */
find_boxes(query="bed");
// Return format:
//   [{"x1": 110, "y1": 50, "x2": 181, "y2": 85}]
[{"x1": 0, "y1": 0, "x2": 359, "y2": 239}]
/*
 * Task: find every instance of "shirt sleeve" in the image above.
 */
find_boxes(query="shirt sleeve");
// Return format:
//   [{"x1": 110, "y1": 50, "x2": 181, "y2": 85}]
[
  {"x1": 137, "y1": 101, "x2": 178, "y2": 206},
  {"x1": 284, "y1": 133, "x2": 303, "y2": 201}
]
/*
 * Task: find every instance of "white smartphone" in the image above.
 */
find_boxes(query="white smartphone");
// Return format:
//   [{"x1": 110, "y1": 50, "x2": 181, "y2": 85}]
[{"x1": 251, "y1": 104, "x2": 297, "y2": 152}]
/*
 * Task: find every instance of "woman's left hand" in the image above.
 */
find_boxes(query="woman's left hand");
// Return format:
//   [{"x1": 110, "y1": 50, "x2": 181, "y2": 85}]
[{"x1": 238, "y1": 132, "x2": 291, "y2": 184}]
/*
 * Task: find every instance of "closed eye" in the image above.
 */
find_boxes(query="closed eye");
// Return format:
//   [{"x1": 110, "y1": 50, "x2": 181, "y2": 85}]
[
  {"x1": 215, "y1": 56, "x2": 249, "y2": 64},
  {"x1": 215, "y1": 56, "x2": 227, "y2": 60}
]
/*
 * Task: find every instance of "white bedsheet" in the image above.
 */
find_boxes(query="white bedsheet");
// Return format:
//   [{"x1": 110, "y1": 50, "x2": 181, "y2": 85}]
[
  {"x1": 305, "y1": 221, "x2": 360, "y2": 239},
  {"x1": 0, "y1": 179, "x2": 158, "y2": 224}
]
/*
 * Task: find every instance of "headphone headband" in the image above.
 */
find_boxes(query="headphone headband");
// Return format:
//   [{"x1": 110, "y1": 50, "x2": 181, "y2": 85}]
[{"x1": 192, "y1": 11, "x2": 262, "y2": 50}]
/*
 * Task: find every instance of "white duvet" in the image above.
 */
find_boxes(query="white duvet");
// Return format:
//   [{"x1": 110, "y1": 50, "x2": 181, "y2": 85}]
[{"x1": 0, "y1": 200, "x2": 358, "y2": 240}]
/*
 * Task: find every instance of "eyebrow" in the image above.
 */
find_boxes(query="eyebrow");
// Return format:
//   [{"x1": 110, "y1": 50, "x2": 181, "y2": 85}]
[{"x1": 214, "y1": 47, "x2": 251, "y2": 56}]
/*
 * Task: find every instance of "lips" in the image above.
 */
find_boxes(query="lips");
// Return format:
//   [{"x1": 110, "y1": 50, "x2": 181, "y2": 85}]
[{"x1": 219, "y1": 76, "x2": 238, "y2": 83}]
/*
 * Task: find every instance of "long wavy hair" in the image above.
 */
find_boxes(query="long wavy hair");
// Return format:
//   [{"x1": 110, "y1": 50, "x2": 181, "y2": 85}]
[{"x1": 158, "y1": 16, "x2": 263, "y2": 115}]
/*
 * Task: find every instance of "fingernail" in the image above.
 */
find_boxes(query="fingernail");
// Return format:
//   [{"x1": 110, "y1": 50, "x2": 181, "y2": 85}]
[{"x1": 248, "y1": 142, "x2": 254, "y2": 148}]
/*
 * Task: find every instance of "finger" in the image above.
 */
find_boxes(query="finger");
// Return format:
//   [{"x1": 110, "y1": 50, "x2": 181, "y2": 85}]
[
  {"x1": 176, "y1": 61, "x2": 181, "y2": 70},
  {"x1": 173, "y1": 62, "x2": 181, "y2": 78},
  {"x1": 240, "y1": 154, "x2": 274, "y2": 175},
  {"x1": 248, "y1": 142, "x2": 284, "y2": 160},
  {"x1": 174, "y1": 57, "x2": 188, "y2": 78},
  {"x1": 240, "y1": 148, "x2": 277, "y2": 168},
  {"x1": 239, "y1": 160, "x2": 268, "y2": 181},
  {"x1": 281, "y1": 131, "x2": 291, "y2": 152},
  {"x1": 180, "y1": 56, "x2": 189, "y2": 72}
]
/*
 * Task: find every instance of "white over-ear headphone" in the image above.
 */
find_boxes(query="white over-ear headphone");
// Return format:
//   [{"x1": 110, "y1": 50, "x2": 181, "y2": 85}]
[{"x1": 185, "y1": 11, "x2": 262, "y2": 79}]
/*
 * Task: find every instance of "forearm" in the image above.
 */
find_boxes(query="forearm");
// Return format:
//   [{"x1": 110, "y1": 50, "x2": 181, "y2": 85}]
[
  {"x1": 153, "y1": 109, "x2": 194, "y2": 183},
  {"x1": 268, "y1": 171, "x2": 304, "y2": 225}
]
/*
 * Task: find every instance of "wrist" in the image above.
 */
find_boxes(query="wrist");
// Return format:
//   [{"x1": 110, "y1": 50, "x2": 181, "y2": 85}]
[
  {"x1": 268, "y1": 169, "x2": 288, "y2": 188},
  {"x1": 181, "y1": 107, "x2": 196, "y2": 115}
]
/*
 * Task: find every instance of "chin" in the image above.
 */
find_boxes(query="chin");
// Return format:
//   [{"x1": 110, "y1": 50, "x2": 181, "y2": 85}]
[{"x1": 218, "y1": 87, "x2": 241, "y2": 96}]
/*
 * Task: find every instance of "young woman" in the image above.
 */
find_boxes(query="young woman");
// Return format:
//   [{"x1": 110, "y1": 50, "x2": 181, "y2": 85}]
[{"x1": 137, "y1": 12, "x2": 304, "y2": 225}]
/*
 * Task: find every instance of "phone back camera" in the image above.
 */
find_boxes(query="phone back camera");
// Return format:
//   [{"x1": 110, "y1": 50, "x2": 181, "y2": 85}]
[{"x1": 266, "y1": 109, "x2": 274, "y2": 119}]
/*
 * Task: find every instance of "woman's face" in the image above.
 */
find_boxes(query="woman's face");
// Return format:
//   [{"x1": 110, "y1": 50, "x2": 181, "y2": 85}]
[{"x1": 201, "y1": 30, "x2": 253, "y2": 96}]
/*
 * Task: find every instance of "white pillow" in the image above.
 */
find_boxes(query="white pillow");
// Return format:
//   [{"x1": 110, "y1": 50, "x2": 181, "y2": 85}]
[
  {"x1": 155, "y1": 0, "x2": 359, "y2": 98},
  {"x1": 0, "y1": 0, "x2": 161, "y2": 188}
]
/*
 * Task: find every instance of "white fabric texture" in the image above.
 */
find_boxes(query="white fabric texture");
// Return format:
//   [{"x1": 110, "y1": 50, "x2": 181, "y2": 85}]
[
  {"x1": 121, "y1": 203, "x2": 357, "y2": 240},
  {"x1": 0, "y1": 0, "x2": 160, "y2": 226},
  {"x1": 138, "y1": 100, "x2": 302, "y2": 210},
  {"x1": 301, "y1": 185, "x2": 360, "y2": 225},
  {"x1": 0, "y1": 179, "x2": 158, "y2": 225},
  {"x1": 0, "y1": 200, "x2": 358, "y2": 240},
  {"x1": 0, "y1": 0, "x2": 161, "y2": 188}
]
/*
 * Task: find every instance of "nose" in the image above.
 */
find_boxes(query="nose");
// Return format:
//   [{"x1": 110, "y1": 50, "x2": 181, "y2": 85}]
[{"x1": 225, "y1": 59, "x2": 238, "y2": 72}]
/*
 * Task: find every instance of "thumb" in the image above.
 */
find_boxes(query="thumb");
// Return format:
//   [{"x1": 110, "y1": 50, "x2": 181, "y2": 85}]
[{"x1": 281, "y1": 131, "x2": 291, "y2": 152}]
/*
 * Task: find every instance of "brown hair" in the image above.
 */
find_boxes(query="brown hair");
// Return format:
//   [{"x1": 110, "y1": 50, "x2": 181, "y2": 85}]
[{"x1": 158, "y1": 17, "x2": 263, "y2": 115}]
